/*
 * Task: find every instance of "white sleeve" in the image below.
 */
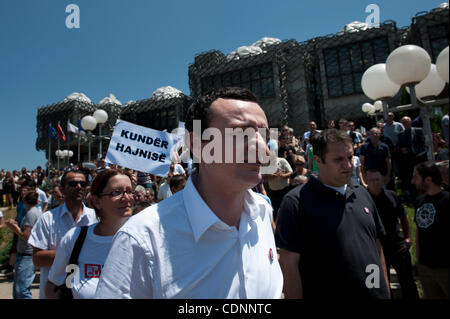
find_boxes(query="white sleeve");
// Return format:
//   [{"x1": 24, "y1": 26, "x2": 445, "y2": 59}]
[
  {"x1": 39, "y1": 190, "x2": 49, "y2": 204},
  {"x1": 95, "y1": 230, "x2": 153, "y2": 299},
  {"x1": 28, "y1": 212, "x2": 51, "y2": 250},
  {"x1": 47, "y1": 227, "x2": 79, "y2": 286}
]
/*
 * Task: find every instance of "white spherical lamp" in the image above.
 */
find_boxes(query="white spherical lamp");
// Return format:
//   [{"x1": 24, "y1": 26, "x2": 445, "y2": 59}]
[
  {"x1": 386, "y1": 45, "x2": 431, "y2": 85},
  {"x1": 55, "y1": 150, "x2": 61, "y2": 157},
  {"x1": 406, "y1": 64, "x2": 446, "y2": 99},
  {"x1": 373, "y1": 100, "x2": 383, "y2": 111},
  {"x1": 361, "y1": 64, "x2": 400, "y2": 100},
  {"x1": 93, "y1": 109, "x2": 109, "y2": 124},
  {"x1": 436, "y1": 46, "x2": 449, "y2": 83},
  {"x1": 81, "y1": 115, "x2": 97, "y2": 131},
  {"x1": 68, "y1": 151, "x2": 74, "y2": 157},
  {"x1": 362, "y1": 103, "x2": 374, "y2": 113}
]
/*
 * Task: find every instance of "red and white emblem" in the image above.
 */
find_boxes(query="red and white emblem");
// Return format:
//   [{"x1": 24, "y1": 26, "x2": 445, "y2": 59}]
[
  {"x1": 364, "y1": 207, "x2": 370, "y2": 214},
  {"x1": 85, "y1": 264, "x2": 102, "y2": 278},
  {"x1": 269, "y1": 248, "x2": 274, "y2": 263}
]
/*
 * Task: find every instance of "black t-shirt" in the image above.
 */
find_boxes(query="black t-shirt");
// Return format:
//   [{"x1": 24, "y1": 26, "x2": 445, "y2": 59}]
[
  {"x1": 414, "y1": 191, "x2": 449, "y2": 267},
  {"x1": 360, "y1": 140, "x2": 391, "y2": 176},
  {"x1": 275, "y1": 176, "x2": 390, "y2": 299},
  {"x1": 369, "y1": 189, "x2": 406, "y2": 254}
]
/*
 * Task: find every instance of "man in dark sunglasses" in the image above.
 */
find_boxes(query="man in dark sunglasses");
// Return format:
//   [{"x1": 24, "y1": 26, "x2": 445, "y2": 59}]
[{"x1": 28, "y1": 170, "x2": 97, "y2": 299}]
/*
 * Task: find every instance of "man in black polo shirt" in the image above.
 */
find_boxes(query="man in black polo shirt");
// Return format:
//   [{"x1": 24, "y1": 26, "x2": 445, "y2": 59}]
[
  {"x1": 411, "y1": 162, "x2": 449, "y2": 299},
  {"x1": 275, "y1": 129, "x2": 390, "y2": 299},
  {"x1": 366, "y1": 169, "x2": 419, "y2": 299}
]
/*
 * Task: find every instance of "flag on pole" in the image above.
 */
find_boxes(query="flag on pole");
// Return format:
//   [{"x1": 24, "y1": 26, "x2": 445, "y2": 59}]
[
  {"x1": 78, "y1": 119, "x2": 84, "y2": 132},
  {"x1": 48, "y1": 124, "x2": 57, "y2": 139},
  {"x1": 67, "y1": 120, "x2": 79, "y2": 134},
  {"x1": 57, "y1": 122, "x2": 66, "y2": 141}
]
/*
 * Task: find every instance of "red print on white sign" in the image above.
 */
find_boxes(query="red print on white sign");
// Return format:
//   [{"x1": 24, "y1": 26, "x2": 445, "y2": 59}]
[{"x1": 85, "y1": 264, "x2": 102, "y2": 278}]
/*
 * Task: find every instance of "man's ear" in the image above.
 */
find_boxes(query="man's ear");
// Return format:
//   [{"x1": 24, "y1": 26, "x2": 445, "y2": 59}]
[
  {"x1": 314, "y1": 154, "x2": 323, "y2": 165},
  {"x1": 424, "y1": 176, "x2": 433, "y2": 185}
]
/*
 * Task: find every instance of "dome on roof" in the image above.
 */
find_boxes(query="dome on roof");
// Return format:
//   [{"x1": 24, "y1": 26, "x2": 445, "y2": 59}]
[
  {"x1": 99, "y1": 93, "x2": 122, "y2": 106},
  {"x1": 64, "y1": 92, "x2": 92, "y2": 104},
  {"x1": 150, "y1": 86, "x2": 183, "y2": 100}
]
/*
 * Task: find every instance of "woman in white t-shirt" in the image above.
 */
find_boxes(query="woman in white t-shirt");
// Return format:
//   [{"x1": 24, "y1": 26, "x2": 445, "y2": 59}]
[{"x1": 45, "y1": 169, "x2": 133, "y2": 299}]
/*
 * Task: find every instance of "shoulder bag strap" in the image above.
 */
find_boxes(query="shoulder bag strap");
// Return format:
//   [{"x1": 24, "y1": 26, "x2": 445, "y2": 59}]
[{"x1": 68, "y1": 225, "x2": 89, "y2": 266}]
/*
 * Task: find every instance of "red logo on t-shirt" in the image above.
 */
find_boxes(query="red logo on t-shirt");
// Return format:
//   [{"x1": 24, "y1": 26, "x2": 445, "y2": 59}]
[
  {"x1": 85, "y1": 264, "x2": 102, "y2": 278},
  {"x1": 269, "y1": 248, "x2": 274, "y2": 263}
]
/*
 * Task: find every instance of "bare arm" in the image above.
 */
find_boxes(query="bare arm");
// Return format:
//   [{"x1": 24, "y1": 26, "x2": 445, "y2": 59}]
[
  {"x1": 279, "y1": 248, "x2": 303, "y2": 299},
  {"x1": 385, "y1": 158, "x2": 392, "y2": 185},
  {"x1": 259, "y1": 182, "x2": 268, "y2": 197},
  {"x1": 5, "y1": 220, "x2": 32, "y2": 242},
  {"x1": 32, "y1": 247, "x2": 56, "y2": 268},
  {"x1": 360, "y1": 155, "x2": 366, "y2": 177},
  {"x1": 357, "y1": 166, "x2": 367, "y2": 188},
  {"x1": 399, "y1": 215, "x2": 411, "y2": 243},
  {"x1": 376, "y1": 239, "x2": 390, "y2": 298},
  {"x1": 45, "y1": 280, "x2": 60, "y2": 299},
  {"x1": 41, "y1": 203, "x2": 48, "y2": 213}
]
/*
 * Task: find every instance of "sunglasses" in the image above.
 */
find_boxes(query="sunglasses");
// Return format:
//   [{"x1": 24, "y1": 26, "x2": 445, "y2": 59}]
[{"x1": 67, "y1": 180, "x2": 88, "y2": 188}]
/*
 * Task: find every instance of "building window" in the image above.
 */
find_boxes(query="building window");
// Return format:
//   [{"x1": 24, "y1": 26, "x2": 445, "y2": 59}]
[
  {"x1": 201, "y1": 63, "x2": 275, "y2": 99},
  {"x1": 323, "y1": 36, "x2": 390, "y2": 98},
  {"x1": 428, "y1": 24, "x2": 448, "y2": 61}
]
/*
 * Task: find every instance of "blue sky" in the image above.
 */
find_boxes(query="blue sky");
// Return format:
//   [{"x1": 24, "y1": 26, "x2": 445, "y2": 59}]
[{"x1": 0, "y1": 0, "x2": 445, "y2": 171}]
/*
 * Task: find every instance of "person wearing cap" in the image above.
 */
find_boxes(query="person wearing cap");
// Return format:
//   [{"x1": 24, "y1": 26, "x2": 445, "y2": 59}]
[{"x1": 96, "y1": 87, "x2": 283, "y2": 299}]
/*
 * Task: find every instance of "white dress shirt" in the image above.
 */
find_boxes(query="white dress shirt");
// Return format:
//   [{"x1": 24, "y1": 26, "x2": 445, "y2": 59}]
[
  {"x1": 28, "y1": 203, "x2": 97, "y2": 298},
  {"x1": 96, "y1": 171, "x2": 283, "y2": 299}
]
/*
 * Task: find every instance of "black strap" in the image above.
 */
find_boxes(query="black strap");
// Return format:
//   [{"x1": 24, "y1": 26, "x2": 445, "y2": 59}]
[{"x1": 69, "y1": 226, "x2": 88, "y2": 266}]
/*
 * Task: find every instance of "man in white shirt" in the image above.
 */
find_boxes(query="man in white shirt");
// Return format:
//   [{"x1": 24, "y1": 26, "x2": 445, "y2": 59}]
[
  {"x1": 96, "y1": 87, "x2": 283, "y2": 299},
  {"x1": 28, "y1": 170, "x2": 97, "y2": 298}
]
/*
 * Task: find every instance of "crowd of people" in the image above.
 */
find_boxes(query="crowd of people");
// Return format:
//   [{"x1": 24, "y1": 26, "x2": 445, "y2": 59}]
[{"x1": 0, "y1": 87, "x2": 448, "y2": 300}]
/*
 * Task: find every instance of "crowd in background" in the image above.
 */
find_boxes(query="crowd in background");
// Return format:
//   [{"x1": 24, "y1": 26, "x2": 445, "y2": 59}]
[{"x1": 0, "y1": 109, "x2": 448, "y2": 299}]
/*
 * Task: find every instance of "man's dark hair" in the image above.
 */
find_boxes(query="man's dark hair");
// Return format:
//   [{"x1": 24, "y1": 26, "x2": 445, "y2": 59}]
[
  {"x1": 185, "y1": 87, "x2": 259, "y2": 134},
  {"x1": 414, "y1": 161, "x2": 442, "y2": 186},
  {"x1": 23, "y1": 191, "x2": 39, "y2": 206},
  {"x1": 169, "y1": 175, "x2": 187, "y2": 190},
  {"x1": 61, "y1": 169, "x2": 88, "y2": 187},
  {"x1": 367, "y1": 169, "x2": 382, "y2": 175},
  {"x1": 22, "y1": 179, "x2": 37, "y2": 189},
  {"x1": 311, "y1": 129, "x2": 352, "y2": 163}
]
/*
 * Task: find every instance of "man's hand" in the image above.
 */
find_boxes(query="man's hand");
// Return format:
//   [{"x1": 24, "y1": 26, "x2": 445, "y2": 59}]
[
  {"x1": 5, "y1": 219, "x2": 19, "y2": 233},
  {"x1": 399, "y1": 238, "x2": 412, "y2": 252}
]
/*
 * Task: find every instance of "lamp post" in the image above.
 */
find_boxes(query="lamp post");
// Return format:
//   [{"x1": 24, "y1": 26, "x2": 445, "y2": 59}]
[
  {"x1": 55, "y1": 150, "x2": 66, "y2": 171},
  {"x1": 93, "y1": 109, "x2": 108, "y2": 160},
  {"x1": 65, "y1": 150, "x2": 74, "y2": 167},
  {"x1": 361, "y1": 63, "x2": 400, "y2": 120},
  {"x1": 362, "y1": 102, "x2": 382, "y2": 123},
  {"x1": 436, "y1": 46, "x2": 449, "y2": 83},
  {"x1": 362, "y1": 45, "x2": 449, "y2": 162},
  {"x1": 81, "y1": 115, "x2": 97, "y2": 162}
]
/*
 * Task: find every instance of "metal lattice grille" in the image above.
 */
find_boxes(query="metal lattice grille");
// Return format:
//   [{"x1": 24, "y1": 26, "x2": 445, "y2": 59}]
[
  {"x1": 323, "y1": 36, "x2": 390, "y2": 97},
  {"x1": 200, "y1": 62, "x2": 275, "y2": 99},
  {"x1": 428, "y1": 24, "x2": 449, "y2": 61}
]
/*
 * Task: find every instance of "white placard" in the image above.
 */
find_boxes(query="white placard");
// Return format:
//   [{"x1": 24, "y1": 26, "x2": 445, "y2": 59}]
[{"x1": 106, "y1": 120, "x2": 176, "y2": 176}]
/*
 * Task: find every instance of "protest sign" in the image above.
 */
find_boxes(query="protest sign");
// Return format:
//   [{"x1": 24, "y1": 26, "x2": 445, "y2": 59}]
[{"x1": 106, "y1": 120, "x2": 176, "y2": 176}]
